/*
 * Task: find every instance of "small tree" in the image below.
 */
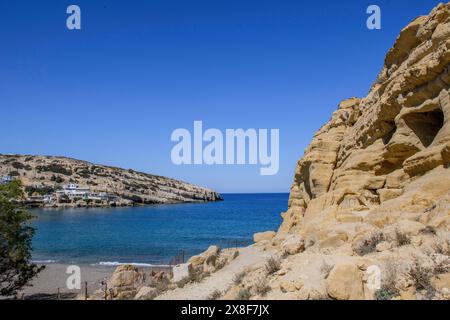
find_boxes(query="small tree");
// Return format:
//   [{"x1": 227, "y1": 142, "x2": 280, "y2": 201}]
[{"x1": 0, "y1": 180, "x2": 43, "y2": 297}]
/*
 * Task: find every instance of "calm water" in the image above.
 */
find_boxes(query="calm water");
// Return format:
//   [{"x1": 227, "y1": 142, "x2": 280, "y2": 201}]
[{"x1": 31, "y1": 193, "x2": 287, "y2": 265}]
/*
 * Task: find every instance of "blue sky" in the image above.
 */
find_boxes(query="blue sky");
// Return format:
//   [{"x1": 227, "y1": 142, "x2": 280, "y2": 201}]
[{"x1": 0, "y1": 0, "x2": 442, "y2": 193}]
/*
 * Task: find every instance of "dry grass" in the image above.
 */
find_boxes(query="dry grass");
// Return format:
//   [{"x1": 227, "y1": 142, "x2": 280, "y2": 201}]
[
  {"x1": 232, "y1": 270, "x2": 247, "y2": 285},
  {"x1": 265, "y1": 257, "x2": 281, "y2": 275},
  {"x1": 320, "y1": 261, "x2": 334, "y2": 279},
  {"x1": 354, "y1": 232, "x2": 384, "y2": 256},
  {"x1": 153, "y1": 277, "x2": 170, "y2": 294},
  {"x1": 236, "y1": 288, "x2": 252, "y2": 300},
  {"x1": 207, "y1": 290, "x2": 222, "y2": 300},
  {"x1": 215, "y1": 259, "x2": 227, "y2": 271},
  {"x1": 176, "y1": 269, "x2": 210, "y2": 288},
  {"x1": 407, "y1": 258, "x2": 436, "y2": 298},
  {"x1": 254, "y1": 278, "x2": 271, "y2": 297},
  {"x1": 395, "y1": 229, "x2": 411, "y2": 246},
  {"x1": 421, "y1": 226, "x2": 437, "y2": 235},
  {"x1": 433, "y1": 238, "x2": 450, "y2": 256},
  {"x1": 176, "y1": 277, "x2": 190, "y2": 288},
  {"x1": 375, "y1": 262, "x2": 400, "y2": 300}
]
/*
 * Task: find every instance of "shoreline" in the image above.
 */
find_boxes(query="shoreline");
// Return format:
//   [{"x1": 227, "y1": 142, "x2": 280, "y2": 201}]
[{"x1": 18, "y1": 263, "x2": 171, "y2": 299}]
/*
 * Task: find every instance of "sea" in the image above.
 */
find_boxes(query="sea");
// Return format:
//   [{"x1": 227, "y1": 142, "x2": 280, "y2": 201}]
[{"x1": 31, "y1": 193, "x2": 288, "y2": 266}]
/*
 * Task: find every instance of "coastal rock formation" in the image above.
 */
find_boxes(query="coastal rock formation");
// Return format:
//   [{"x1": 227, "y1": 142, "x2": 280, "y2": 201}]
[
  {"x1": 280, "y1": 2, "x2": 450, "y2": 241},
  {"x1": 0, "y1": 154, "x2": 222, "y2": 207},
  {"x1": 106, "y1": 265, "x2": 143, "y2": 299}
]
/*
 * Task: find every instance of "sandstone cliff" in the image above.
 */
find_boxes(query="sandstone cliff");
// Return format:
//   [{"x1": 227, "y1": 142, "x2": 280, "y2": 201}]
[
  {"x1": 107, "y1": 3, "x2": 449, "y2": 301},
  {"x1": 0, "y1": 154, "x2": 222, "y2": 206}
]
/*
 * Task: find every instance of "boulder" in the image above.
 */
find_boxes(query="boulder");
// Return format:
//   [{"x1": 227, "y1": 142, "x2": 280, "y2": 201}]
[
  {"x1": 326, "y1": 261, "x2": 365, "y2": 300},
  {"x1": 188, "y1": 245, "x2": 220, "y2": 268},
  {"x1": 279, "y1": 279, "x2": 304, "y2": 293},
  {"x1": 281, "y1": 235, "x2": 305, "y2": 255},
  {"x1": 253, "y1": 231, "x2": 276, "y2": 243},
  {"x1": 203, "y1": 246, "x2": 221, "y2": 272},
  {"x1": 134, "y1": 286, "x2": 158, "y2": 300},
  {"x1": 172, "y1": 263, "x2": 194, "y2": 282},
  {"x1": 107, "y1": 265, "x2": 142, "y2": 299},
  {"x1": 376, "y1": 241, "x2": 392, "y2": 252}
]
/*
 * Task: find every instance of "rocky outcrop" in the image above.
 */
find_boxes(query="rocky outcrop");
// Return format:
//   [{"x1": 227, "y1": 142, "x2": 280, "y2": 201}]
[
  {"x1": 280, "y1": 3, "x2": 450, "y2": 241},
  {"x1": 0, "y1": 154, "x2": 222, "y2": 207}
]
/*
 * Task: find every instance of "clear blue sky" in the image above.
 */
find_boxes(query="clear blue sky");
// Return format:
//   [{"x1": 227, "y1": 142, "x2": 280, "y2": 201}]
[{"x1": 0, "y1": 0, "x2": 442, "y2": 193}]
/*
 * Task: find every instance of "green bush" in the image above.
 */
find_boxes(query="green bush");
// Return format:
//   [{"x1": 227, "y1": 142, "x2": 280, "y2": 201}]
[{"x1": 0, "y1": 181, "x2": 44, "y2": 296}]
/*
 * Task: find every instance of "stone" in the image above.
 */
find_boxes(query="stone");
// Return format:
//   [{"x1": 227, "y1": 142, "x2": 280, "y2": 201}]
[
  {"x1": 326, "y1": 262, "x2": 365, "y2": 300},
  {"x1": 377, "y1": 189, "x2": 403, "y2": 203},
  {"x1": 203, "y1": 246, "x2": 221, "y2": 273},
  {"x1": 107, "y1": 265, "x2": 142, "y2": 300},
  {"x1": 376, "y1": 241, "x2": 392, "y2": 252},
  {"x1": 188, "y1": 245, "x2": 221, "y2": 269},
  {"x1": 135, "y1": 286, "x2": 158, "y2": 300},
  {"x1": 432, "y1": 273, "x2": 450, "y2": 291},
  {"x1": 319, "y1": 234, "x2": 345, "y2": 249},
  {"x1": 337, "y1": 213, "x2": 363, "y2": 223},
  {"x1": 279, "y1": 279, "x2": 304, "y2": 293},
  {"x1": 395, "y1": 220, "x2": 426, "y2": 236},
  {"x1": 172, "y1": 263, "x2": 194, "y2": 282},
  {"x1": 253, "y1": 231, "x2": 276, "y2": 243},
  {"x1": 280, "y1": 235, "x2": 305, "y2": 255},
  {"x1": 399, "y1": 287, "x2": 417, "y2": 300}
]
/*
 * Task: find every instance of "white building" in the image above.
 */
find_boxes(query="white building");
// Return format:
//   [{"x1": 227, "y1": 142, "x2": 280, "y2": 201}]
[
  {"x1": 0, "y1": 175, "x2": 13, "y2": 184},
  {"x1": 56, "y1": 183, "x2": 91, "y2": 199},
  {"x1": 55, "y1": 184, "x2": 118, "y2": 202},
  {"x1": 86, "y1": 192, "x2": 118, "y2": 202}
]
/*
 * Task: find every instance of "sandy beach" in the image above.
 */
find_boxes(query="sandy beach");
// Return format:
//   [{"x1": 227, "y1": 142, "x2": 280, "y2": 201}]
[{"x1": 18, "y1": 263, "x2": 170, "y2": 300}]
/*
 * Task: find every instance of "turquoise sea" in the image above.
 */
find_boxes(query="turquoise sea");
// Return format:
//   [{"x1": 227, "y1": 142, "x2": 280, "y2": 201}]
[{"x1": 31, "y1": 193, "x2": 287, "y2": 266}]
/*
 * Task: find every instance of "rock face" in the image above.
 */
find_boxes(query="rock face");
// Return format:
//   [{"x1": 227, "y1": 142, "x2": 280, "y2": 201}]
[
  {"x1": 0, "y1": 154, "x2": 222, "y2": 207},
  {"x1": 172, "y1": 263, "x2": 194, "y2": 282},
  {"x1": 326, "y1": 262, "x2": 365, "y2": 300},
  {"x1": 107, "y1": 265, "x2": 143, "y2": 299},
  {"x1": 280, "y1": 3, "x2": 450, "y2": 240}
]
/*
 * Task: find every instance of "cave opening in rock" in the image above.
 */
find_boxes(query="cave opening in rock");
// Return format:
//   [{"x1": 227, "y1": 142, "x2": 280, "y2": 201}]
[{"x1": 403, "y1": 108, "x2": 444, "y2": 148}]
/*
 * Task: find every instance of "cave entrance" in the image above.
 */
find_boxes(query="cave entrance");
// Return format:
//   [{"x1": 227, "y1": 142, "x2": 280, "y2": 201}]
[{"x1": 403, "y1": 108, "x2": 444, "y2": 148}]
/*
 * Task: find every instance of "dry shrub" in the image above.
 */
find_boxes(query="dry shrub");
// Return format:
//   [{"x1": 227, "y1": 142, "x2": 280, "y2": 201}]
[
  {"x1": 207, "y1": 290, "x2": 222, "y2": 300},
  {"x1": 395, "y1": 229, "x2": 411, "y2": 246},
  {"x1": 320, "y1": 261, "x2": 334, "y2": 279},
  {"x1": 355, "y1": 232, "x2": 384, "y2": 256},
  {"x1": 254, "y1": 278, "x2": 271, "y2": 296},
  {"x1": 232, "y1": 270, "x2": 246, "y2": 285},
  {"x1": 265, "y1": 257, "x2": 281, "y2": 275},
  {"x1": 375, "y1": 262, "x2": 400, "y2": 300},
  {"x1": 236, "y1": 288, "x2": 251, "y2": 300}
]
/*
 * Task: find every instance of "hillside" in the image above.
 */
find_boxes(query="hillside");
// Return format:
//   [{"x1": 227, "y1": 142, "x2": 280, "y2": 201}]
[{"x1": 0, "y1": 154, "x2": 222, "y2": 207}]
